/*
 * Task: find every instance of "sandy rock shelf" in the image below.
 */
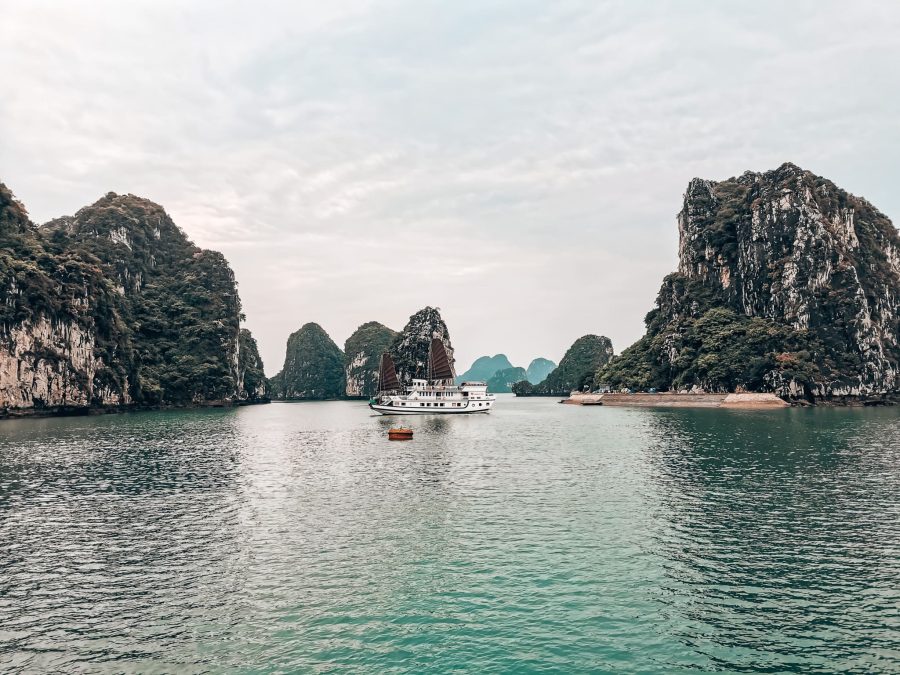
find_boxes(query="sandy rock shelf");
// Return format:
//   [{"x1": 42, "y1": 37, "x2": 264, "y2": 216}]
[{"x1": 563, "y1": 392, "x2": 789, "y2": 408}]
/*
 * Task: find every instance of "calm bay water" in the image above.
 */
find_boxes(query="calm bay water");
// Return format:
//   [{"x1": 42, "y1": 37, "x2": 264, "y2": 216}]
[{"x1": 1, "y1": 397, "x2": 898, "y2": 673}]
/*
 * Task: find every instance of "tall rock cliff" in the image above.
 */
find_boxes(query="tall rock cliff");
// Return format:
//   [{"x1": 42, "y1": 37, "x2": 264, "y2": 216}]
[
  {"x1": 238, "y1": 329, "x2": 268, "y2": 401},
  {"x1": 1, "y1": 184, "x2": 131, "y2": 410},
  {"x1": 269, "y1": 322, "x2": 345, "y2": 400},
  {"x1": 0, "y1": 183, "x2": 264, "y2": 413},
  {"x1": 390, "y1": 307, "x2": 455, "y2": 384},
  {"x1": 344, "y1": 321, "x2": 397, "y2": 397},
  {"x1": 599, "y1": 163, "x2": 900, "y2": 399}
]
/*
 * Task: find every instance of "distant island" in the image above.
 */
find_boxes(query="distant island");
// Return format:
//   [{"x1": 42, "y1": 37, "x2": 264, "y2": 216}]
[{"x1": 455, "y1": 354, "x2": 557, "y2": 393}]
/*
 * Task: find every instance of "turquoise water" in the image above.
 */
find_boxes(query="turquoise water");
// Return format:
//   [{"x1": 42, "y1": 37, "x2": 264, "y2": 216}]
[{"x1": 1, "y1": 398, "x2": 898, "y2": 673}]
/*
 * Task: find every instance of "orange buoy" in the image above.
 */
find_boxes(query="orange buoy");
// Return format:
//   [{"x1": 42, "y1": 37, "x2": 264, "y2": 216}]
[{"x1": 388, "y1": 427, "x2": 414, "y2": 440}]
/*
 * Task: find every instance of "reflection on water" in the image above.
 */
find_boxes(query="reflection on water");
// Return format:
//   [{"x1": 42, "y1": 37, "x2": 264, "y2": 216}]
[
  {"x1": 644, "y1": 409, "x2": 900, "y2": 672},
  {"x1": 0, "y1": 401, "x2": 898, "y2": 672}
]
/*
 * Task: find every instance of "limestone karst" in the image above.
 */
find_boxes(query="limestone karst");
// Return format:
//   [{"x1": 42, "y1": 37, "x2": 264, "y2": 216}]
[
  {"x1": 390, "y1": 307, "x2": 455, "y2": 384},
  {"x1": 0, "y1": 183, "x2": 265, "y2": 413},
  {"x1": 598, "y1": 163, "x2": 900, "y2": 400},
  {"x1": 268, "y1": 322, "x2": 345, "y2": 400},
  {"x1": 344, "y1": 321, "x2": 398, "y2": 397},
  {"x1": 523, "y1": 335, "x2": 614, "y2": 395}
]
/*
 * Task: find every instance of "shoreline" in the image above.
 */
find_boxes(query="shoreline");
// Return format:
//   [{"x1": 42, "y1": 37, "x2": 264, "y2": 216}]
[{"x1": 559, "y1": 392, "x2": 898, "y2": 408}]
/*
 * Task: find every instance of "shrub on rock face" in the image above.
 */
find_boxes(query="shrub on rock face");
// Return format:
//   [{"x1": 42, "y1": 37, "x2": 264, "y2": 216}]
[
  {"x1": 239, "y1": 329, "x2": 268, "y2": 401},
  {"x1": 511, "y1": 380, "x2": 535, "y2": 396}
]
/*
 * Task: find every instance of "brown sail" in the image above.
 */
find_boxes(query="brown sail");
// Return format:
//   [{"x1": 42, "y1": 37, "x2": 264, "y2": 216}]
[
  {"x1": 377, "y1": 353, "x2": 401, "y2": 392},
  {"x1": 427, "y1": 338, "x2": 455, "y2": 382}
]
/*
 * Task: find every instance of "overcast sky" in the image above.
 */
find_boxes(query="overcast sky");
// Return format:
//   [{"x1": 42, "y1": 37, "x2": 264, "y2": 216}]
[{"x1": 3, "y1": 1, "x2": 899, "y2": 374}]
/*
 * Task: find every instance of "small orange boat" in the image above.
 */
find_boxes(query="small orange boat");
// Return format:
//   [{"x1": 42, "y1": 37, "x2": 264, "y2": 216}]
[{"x1": 388, "y1": 427, "x2": 414, "y2": 440}]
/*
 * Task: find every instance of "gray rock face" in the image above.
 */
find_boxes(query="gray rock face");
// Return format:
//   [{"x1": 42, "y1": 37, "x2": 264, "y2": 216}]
[
  {"x1": 0, "y1": 316, "x2": 128, "y2": 410},
  {"x1": 676, "y1": 163, "x2": 899, "y2": 395},
  {"x1": 344, "y1": 321, "x2": 397, "y2": 397},
  {"x1": 238, "y1": 329, "x2": 268, "y2": 401},
  {"x1": 600, "y1": 163, "x2": 900, "y2": 399},
  {"x1": 0, "y1": 182, "x2": 263, "y2": 414},
  {"x1": 390, "y1": 307, "x2": 454, "y2": 384}
]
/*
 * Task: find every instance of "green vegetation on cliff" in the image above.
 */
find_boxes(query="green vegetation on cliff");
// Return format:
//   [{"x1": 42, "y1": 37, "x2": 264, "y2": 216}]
[
  {"x1": 599, "y1": 295, "x2": 823, "y2": 393},
  {"x1": 45, "y1": 192, "x2": 247, "y2": 404},
  {"x1": 0, "y1": 183, "x2": 264, "y2": 411},
  {"x1": 541, "y1": 335, "x2": 614, "y2": 393},
  {"x1": 1, "y1": 184, "x2": 132, "y2": 404},
  {"x1": 598, "y1": 164, "x2": 900, "y2": 398},
  {"x1": 514, "y1": 335, "x2": 614, "y2": 395},
  {"x1": 269, "y1": 323, "x2": 345, "y2": 400},
  {"x1": 344, "y1": 321, "x2": 397, "y2": 397}
]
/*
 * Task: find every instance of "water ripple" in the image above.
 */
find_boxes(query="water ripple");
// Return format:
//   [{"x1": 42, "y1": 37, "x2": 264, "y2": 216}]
[{"x1": 0, "y1": 402, "x2": 898, "y2": 672}]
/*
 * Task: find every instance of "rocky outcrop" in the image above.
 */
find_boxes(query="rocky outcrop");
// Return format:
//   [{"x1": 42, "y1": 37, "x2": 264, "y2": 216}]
[
  {"x1": 515, "y1": 335, "x2": 613, "y2": 395},
  {"x1": 269, "y1": 323, "x2": 344, "y2": 400},
  {"x1": 0, "y1": 182, "x2": 265, "y2": 415},
  {"x1": 525, "y1": 358, "x2": 556, "y2": 384},
  {"x1": 0, "y1": 316, "x2": 128, "y2": 410},
  {"x1": 456, "y1": 354, "x2": 514, "y2": 384},
  {"x1": 344, "y1": 321, "x2": 397, "y2": 397},
  {"x1": 238, "y1": 329, "x2": 268, "y2": 401},
  {"x1": 390, "y1": 307, "x2": 455, "y2": 384},
  {"x1": 599, "y1": 163, "x2": 900, "y2": 400},
  {"x1": 542, "y1": 335, "x2": 613, "y2": 394}
]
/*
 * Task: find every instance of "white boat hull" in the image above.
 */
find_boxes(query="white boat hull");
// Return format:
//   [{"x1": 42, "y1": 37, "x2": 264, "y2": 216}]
[{"x1": 369, "y1": 401, "x2": 493, "y2": 415}]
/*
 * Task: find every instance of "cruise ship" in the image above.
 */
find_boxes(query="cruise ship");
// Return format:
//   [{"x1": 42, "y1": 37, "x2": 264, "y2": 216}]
[{"x1": 369, "y1": 339, "x2": 496, "y2": 415}]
